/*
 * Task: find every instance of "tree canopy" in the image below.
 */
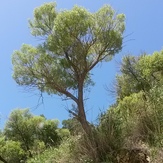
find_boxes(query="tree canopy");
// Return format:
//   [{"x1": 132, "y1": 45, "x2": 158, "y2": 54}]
[
  {"x1": 116, "y1": 50, "x2": 163, "y2": 100},
  {"x1": 4, "y1": 109, "x2": 61, "y2": 158}
]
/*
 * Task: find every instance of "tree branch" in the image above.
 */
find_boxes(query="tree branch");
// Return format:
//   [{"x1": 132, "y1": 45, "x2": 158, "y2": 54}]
[
  {"x1": 64, "y1": 50, "x2": 79, "y2": 78},
  {"x1": 0, "y1": 156, "x2": 8, "y2": 163},
  {"x1": 67, "y1": 109, "x2": 78, "y2": 118}
]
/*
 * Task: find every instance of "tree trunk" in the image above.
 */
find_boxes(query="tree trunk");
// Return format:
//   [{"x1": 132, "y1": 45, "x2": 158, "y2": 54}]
[
  {"x1": 77, "y1": 79, "x2": 99, "y2": 162},
  {"x1": 77, "y1": 79, "x2": 91, "y2": 135}
]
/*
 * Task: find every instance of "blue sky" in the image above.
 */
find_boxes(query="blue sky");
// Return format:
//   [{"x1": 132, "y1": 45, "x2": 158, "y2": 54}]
[{"x1": 1, "y1": 0, "x2": 163, "y2": 128}]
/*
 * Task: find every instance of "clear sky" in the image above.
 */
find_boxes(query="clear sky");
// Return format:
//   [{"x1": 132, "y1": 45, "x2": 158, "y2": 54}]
[{"x1": 1, "y1": 0, "x2": 163, "y2": 128}]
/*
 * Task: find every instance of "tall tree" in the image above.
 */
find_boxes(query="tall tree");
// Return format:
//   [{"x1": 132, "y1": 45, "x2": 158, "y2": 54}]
[{"x1": 12, "y1": 2, "x2": 125, "y2": 134}]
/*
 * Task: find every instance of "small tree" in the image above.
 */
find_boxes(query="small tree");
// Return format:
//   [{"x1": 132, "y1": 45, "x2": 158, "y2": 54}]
[
  {"x1": 4, "y1": 109, "x2": 60, "y2": 157},
  {"x1": 12, "y1": 2, "x2": 125, "y2": 134},
  {"x1": 4, "y1": 109, "x2": 34, "y2": 157},
  {"x1": 0, "y1": 136, "x2": 25, "y2": 163}
]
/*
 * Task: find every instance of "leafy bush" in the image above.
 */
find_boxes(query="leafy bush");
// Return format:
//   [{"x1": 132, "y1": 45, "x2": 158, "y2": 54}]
[
  {"x1": 27, "y1": 137, "x2": 77, "y2": 163},
  {"x1": 0, "y1": 136, "x2": 25, "y2": 163}
]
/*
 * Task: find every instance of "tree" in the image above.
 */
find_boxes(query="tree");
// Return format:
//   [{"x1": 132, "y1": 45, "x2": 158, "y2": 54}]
[
  {"x1": 0, "y1": 135, "x2": 25, "y2": 163},
  {"x1": 116, "y1": 50, "x2": 163, "y2": 100},
  {"x1": 36, "y1": 119, "x2": 61, "y2": 147},
  {"x1": 12, "y1": 2, "x2": 125, "y2": 134},
  {"x1": 4, "y1": 109, "x2": 34, "y2": 157},
  {"x1": 4, "y1": 109, "x2": 60, "y2": 157},
  {"x1": 115, "y1": 51, "x2": 163, "y2": 145}
]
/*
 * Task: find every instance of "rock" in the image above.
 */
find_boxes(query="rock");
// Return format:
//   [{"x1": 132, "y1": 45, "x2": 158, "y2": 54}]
[{"x1": 117, "y1": 148, "x2": 150, "y2": 163}]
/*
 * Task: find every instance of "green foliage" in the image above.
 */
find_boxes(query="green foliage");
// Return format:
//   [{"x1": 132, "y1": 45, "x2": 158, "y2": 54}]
[
  {"x1": 4, "y1": 108, "x2": 35, "y2": 155},
  {"x1": 29, "y1": 2, "x2": 57, "y2": 36},
  {"x1": 36, "y1": 119, "x2": 61, "y2": 147},
  {"x1": 109, "y1": 51, "x2": 163, "y2": 162},
  {"x1": 4, "y1": 109, "x2": 60, "y2": 150},
  {"x1": 27, "y1": 136, "x2": 77, "y2": 163},
  {"x1": 116, "y1": 55, "x2": 149, "y2": 99},
  {"x1": 12, "y1": 3, "x2": 125, "y2": 127},
  {"x1": 62, "y1": 118, "x2": 82, "y2": 134},
  {"x1": 116, "y1": 51, "x2": 163, "y2": 140},
  {"x1": 30, "y1": 140, "x2": 45, "y2": 156},
  {"x1": 3, "y1": 108, "x2": 61, "y2": 161},
  {"x1": 0, "y1": 136, "x2": 25, "y2": 163},
  {"x1": 56, "y1": 128, "x2": 70, "y2": 139},
  {"x1": 116, "y1": 51, "x2": 163, "y2": 100}
]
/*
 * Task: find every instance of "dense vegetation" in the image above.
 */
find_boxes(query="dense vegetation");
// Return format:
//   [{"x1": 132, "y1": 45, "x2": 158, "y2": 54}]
[
  {"x1": 1, "y1": 2, "x2": 163, "y2": 163},
  {"x1": 0, "y1": 109, "x2": 70, "y2": 162},
  {"x1": 2, "y1": 51, "x2": 163, "y2": 162}
]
